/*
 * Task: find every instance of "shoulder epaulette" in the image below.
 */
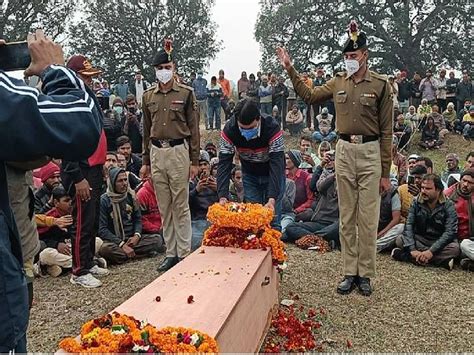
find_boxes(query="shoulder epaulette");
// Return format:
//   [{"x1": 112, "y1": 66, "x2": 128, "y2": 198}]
[
  {"x1": 144, "y1": 84, "x2": 157, "y2": 93},
  {"x1": 371, "y1": 71, "x2": 389, "y2": 82},
  {"x1": 335, "y1": 71, "x2": 346, "y2": 77},
  {"x1": 177, "y1": 82, "x2": 193, "y2": 91}
]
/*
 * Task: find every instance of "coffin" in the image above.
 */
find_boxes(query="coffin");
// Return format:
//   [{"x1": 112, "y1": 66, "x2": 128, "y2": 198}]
[{"x1": 59, "y1": 246, "x2": 279, "y2": 353}]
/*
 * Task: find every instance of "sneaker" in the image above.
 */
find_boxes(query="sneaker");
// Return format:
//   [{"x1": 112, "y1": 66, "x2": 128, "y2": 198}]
[
  {"x1": 70, "y1": 273, "x2": 102, "y2": 288},
  {"x1": 46, "y1": 265, "x2": 63, "y2": 278},
  {"x1": 33, "y1": 262, "x2": 46, "y2": 278},
  {"x1": 94, "y1": 257, "x2": 108, "y2": 269},
  {"x1": 391, "y1": 247, "x2": 403, "y2": 261},
  {"x1": 442, "y1": 258, "x2": 454, "y2": 271},
  {"x1": 460, "y1": 258, "x2": 474, "y2": 271},
  {"x1": 90, "y1": 265, "x2": 110, "y2": 277}
]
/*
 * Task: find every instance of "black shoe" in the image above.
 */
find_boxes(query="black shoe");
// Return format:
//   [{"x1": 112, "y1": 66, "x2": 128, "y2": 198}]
[
  {"x1": 157, "y1": 257, "x2": 178, "y2": 272},
  {"x1": 441, "y1": 258, "x2": 454, "y2": 271},
  {"x1": 357, "y1": 277, "x2": 372, "y2": 296},
  {"x1": 460, "y1": 258, "x2": 474, "y2": 271},
  {"x1": 336, "y1": 276, "x2": 357, "y2": 295},
  {"x1": 391, "y1": 247, "x2": 403, "y2": 261}
]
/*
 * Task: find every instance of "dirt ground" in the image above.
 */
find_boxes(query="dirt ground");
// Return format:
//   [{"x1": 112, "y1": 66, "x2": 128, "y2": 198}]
[{"x1": 28, "y1": 246, "x2": 473, "y2": 352}]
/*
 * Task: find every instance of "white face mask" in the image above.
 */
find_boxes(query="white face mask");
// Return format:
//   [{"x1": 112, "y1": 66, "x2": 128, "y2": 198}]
[
  {"x1": 155, "y1": 69, "x2": 173, "y2": 84},
  {"x1": 344, "y1": 59, "x2": 360, "y2": 78}
]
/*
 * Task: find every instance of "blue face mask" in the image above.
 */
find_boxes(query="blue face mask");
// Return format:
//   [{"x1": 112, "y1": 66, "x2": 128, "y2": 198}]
[{"x1": 239, "y1": 125, "x2": 259, "y2": 141}]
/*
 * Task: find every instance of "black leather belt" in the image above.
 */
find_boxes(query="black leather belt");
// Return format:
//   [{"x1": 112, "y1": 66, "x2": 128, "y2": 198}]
[
  {"x1": 151, "y1": 138, "x2": 185, "y2": 148},
  {"x1": 339, "y1": 134, "x2": 379, "y2": 144}
]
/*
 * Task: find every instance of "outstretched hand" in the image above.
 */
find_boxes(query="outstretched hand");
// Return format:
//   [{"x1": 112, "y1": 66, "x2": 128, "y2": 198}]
[
  {"x1": 24, "y1": 29, "x2": 64, "y2": 77},
  {"x1": 276, "y1": 46, "x2": 292, "y2": 70}
]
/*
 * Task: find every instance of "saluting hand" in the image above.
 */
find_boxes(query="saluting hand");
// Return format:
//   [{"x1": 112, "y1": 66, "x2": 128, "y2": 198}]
[{"x1": 276, "y1": 47, "x2": 292, "y2": 70}]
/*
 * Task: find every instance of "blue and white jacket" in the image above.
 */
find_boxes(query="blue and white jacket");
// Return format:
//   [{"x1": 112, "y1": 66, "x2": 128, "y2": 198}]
[{"x1": 0, "y1": 65, "x2": 102, "y2": 351}]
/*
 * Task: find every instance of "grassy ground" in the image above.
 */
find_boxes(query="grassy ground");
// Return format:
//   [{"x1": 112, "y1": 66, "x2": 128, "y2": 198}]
[{"x1": 27, "y1": 130, "x2": 473, "y2": 352}]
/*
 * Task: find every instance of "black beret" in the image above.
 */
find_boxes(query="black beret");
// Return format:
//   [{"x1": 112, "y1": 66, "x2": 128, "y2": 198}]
[
  {"x1": 343, "y1": 32, "x2": 368, "y2": 53},
  {"x1": 152, "y1": 49, "x2": 173, "y2": 66}
]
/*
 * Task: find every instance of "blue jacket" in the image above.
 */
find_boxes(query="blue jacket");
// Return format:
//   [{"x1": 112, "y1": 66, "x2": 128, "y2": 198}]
[
  {"x1": 207, "y1": 84, "x2": 223, "y2": 107},
  {"x1": 0, "y1": 66, "x2": 102, "y2": 351},
  {"x1": 192, "y1": 77, "x2": 208, "y2": 101}
]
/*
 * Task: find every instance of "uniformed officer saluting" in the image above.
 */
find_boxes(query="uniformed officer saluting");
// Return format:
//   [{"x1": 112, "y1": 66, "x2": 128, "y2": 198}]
[
  {"x1": 277, "y1": 21, "x2": 393, "y2": 296},
  {"x1": 140, "y1": 39, "x2": 200, "y2": 272}
]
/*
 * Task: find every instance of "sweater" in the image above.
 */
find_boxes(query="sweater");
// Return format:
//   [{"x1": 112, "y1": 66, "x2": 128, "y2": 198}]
[
  {"x1": 310, "y1": 170, "x2": 338, "y2": 224},
  {"x1": 287, "y1": 169, "x2": 313, "y2": 213},
  {"x1": 217, "y1": 115, "x2": 285, "y2": 200},
  {"x1": 445, "y1": 184, "x2": 474, "y2": 240},
  {"x1": 136, "y1": 180, "x2": 162, "y2": 233}
]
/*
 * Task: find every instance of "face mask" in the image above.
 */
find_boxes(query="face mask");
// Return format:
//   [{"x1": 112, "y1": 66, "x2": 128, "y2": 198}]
[
  {"x1": 344, "y1": 59, "x2": 360, "y2": 78},
  {"x1": 239, "y1": 125, "x2": 259, "y2": 141},
  {"x1": 114, "y1": 106, "x2": 123, "y2": 115},
  {"x1": 155, "y1": 69, "x2": 173, "y2": 84}
]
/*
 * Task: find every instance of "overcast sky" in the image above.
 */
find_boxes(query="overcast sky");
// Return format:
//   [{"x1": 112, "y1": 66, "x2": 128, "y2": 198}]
[{"x1": 207, "y1": 0, "x2": 261, "y2": 83}]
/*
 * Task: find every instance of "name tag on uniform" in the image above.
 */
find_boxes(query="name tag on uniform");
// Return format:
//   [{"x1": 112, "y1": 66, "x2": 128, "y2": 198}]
[
  {"x1": 361, "y1": 93, "x2": 376, "y2": 98},
  {"x1": 171, "y1": 100, "x2": 184, "y2": 104}
]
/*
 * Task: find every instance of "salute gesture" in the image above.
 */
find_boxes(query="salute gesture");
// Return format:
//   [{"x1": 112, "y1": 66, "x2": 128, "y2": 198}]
[{"x1": 275, "y1": 47, "x2": 292, "y2": 70}]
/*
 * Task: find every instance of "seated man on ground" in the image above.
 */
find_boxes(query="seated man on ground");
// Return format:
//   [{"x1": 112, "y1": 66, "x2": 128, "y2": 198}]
[
  {"x1": 393, "y1": 113, "x2": 412, "y2": 150},
  {"x1": 417, "y1": 98, "x2": 432, "y2": 125},
  {"x1": 391, "y1": 136, "x2": 407, "y2": 185},
  {"x1": 204, "y1": 142, "x2": 218, "y2": 160},
  {"x1": 445, "y1": 169, "x2": 474, "y2": 271},
  {"x1": 282, "y1": 151, "x2": 339, "y2": 248},
  {"x1": 442, "y1": 102, "x2": 457, "y2": 131},
  {"x1": 392, "y1": 174, "x2": 460, "y2": 270},
  {"x1": 460, "y1": 105, "x2": 474, "y2": 139},
  {"x1": 427, "y1": 105, "x2": 449, "y2": 141},
  {"x1": 440, "y1": 153, "x2": 462, "y2": 188},
  {"x1": 189, "y1": 151, "x2": 219, "y2": 250},
  {"x1": 285, "y1": 104, "x2": 304, "y2": 136},
  {"x1": 398, "y1": 165, "x2": 427, "y2": 222},
  {"x1": 281, "y1": 150, "x2": 314, "y2": 232},
  {"x1": 116, "y1": 151, "x2": 141, "y2": 190},
  {"x1": 399, "y1": 153, "x2": 419, "y2": 185},
  {"x1": 136, "y1": 179, "x2": 162, "y2": 235},
  {"x1": 312, "y1": 107, "x2": 337, "y2": 143},
  {"x1": 454, "y1": 99, "x2": 472, "y2": 133},
  {"x1": 98, "y1": 167, "x2": 164, "y2": 265},
  {"x1": 229, "y1": 165, "x2": 244, "y2": 203},
  {"x1": 298, "y1": 134, "x2": 321, "y2": 172},
  {"x1": 415, "y1": 156, "x2": 434, "y2": 174},
  {"x1": 116, "y1": 135, "x2": 142, "y2": 177},
  {"x1": 376, "y1": 180, "x2": 404, "y2": 252},
  {"x1": 36, "y1": 186, "x2": 74, "y2": 277},
  {"x1": 34, "y1": 162, "x2": 62, "y2": 213}
]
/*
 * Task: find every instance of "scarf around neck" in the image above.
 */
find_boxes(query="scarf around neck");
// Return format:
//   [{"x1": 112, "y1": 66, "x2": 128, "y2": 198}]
[{"x1": 107, "y1": 168, "x2": 128, "y2": 241}]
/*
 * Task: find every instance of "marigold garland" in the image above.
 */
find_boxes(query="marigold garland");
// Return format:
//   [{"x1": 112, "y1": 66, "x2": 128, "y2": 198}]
[
  {"x1": 203, "y1": 203, "x2": 287, "y2": 264},
  {"x1": 59, "y1": 312, "x2": 218, "y2": 353}
]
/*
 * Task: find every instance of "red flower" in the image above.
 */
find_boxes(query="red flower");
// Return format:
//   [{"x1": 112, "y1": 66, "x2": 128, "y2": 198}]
[
  {"x1": 187, "y1": 295, "x2": 194, "y2": 304},
  {"x1": 347, "y1": 339, "x2": 353, "y2": 348}
]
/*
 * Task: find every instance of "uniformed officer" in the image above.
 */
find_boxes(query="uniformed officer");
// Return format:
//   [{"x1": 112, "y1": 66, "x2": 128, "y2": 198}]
[
  {"x1": 277, "y1": 21, "x2": 393, "y2": 296},
  {"x1": 140, "y1": 40, "x2": 200, "y2": 272}
]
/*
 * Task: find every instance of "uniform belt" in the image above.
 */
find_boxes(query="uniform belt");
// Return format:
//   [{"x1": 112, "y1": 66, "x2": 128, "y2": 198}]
[
  {"x1": 151, "y1": 138, "x2": 185, "y2": 148},
  {"x1": 339, "y1": 134, "x2": 379, "y2": 144}
]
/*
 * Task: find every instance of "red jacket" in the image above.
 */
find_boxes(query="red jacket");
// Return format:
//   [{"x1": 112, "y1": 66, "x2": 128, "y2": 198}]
[
  {"x1": 136, "y1": 180, "x2": 162, "y2": 233},
  {"x1": 445, "y1": 184, "x2": 474, "y2": 240}
]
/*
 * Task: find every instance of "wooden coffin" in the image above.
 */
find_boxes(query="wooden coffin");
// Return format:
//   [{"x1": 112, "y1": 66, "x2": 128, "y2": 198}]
[{"x1": 110, "y1": 246, "x2": 279, "y2": 352}]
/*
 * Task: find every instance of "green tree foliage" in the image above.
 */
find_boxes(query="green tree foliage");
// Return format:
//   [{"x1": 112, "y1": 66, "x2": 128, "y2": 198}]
[
  {"x1": 0, "y1": 0, "x2": 73, "y2": 41},
  {"x1": 68, "y1": 0, "x2": 221, "y2": 83},
  {"x1": 255, "y1": 0, "x2": 471, "y2": 75}
]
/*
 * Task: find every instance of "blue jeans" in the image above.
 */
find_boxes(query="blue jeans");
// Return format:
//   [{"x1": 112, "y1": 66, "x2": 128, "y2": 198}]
[
  {"x1": 280, "y1": 213, "x2": 295, "y2": 233},
  {"x1": 260, "y1": 102, "x2": 272, "y2": 116},
  {"x1": 312, "y1": 130, "x2": 337, "y2": 143},
  {"x1": 242, "y1": 173, "x2": 285, "y2": 230},
  {"x1": 207, "y1": 104, "x2": 221, "y2": 130},
  {"x1": 191, "y1": 220, "x2": 210, "y2": 251}
]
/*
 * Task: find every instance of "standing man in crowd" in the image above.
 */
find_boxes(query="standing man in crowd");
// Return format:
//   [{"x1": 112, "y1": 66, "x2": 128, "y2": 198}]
[
  {"x1": 0, "y1": 30, "x2": 102, "y2": 353},
  {"x1": 140, "y1": 40, "x2": 200, "y2": 272},
  {"x1": 218, "y1": 69, "x2": 231, "y2": 120},
  {"x1": 130, "y1": 70, "x2": 148, "y2": 107},
  {"x1": 192, "y1": 70, "x2": 208, "y2": 127},
  {"x1": 63, "y1": 54, "x2": 109, "y2": 288},
  {"x1": 277, "y1": 20, "x2": 393, "y2": 296}
]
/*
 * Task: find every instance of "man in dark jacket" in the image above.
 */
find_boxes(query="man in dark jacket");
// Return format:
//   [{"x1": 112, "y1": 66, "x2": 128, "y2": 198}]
[
  {"x1": 273, "y1": 76, "x2": 289, "y2": 121},
  {"x1": 456, "y1": 71, "x2": 473, "y2": 113},
  {"x1": 0, "y1": 31, "x2": 102, "y2": 353},
  {"x1": 397, "y1": 72, "x2": 411, "y2": 113},
  {"x1": 217, "y1": 99, "x2": 285, "y2": 228},
  {"x1": 283, "y1": 153, "x2": 339, "y2": 247},
  {"x1": 410, "y1": 72, "x2": 423, "y2": 109},
  {"x1": 62, "y1": 54, "x2": 109, "y2": 288},
  {"x1": 189, "y1": 151, "x2": 219, "y2": 250},
  {"x1": 34, "y1": 162, "x2": 61, "y2": 213},
  {"x1": 392, "y1": 174, "x2": 460, "y2": 269},
  {"x1": 98, "y1": 168, "x2": 164, "y2": 265},
  {"x1": 123, "y1": 95, "x2": 143, "y2": 154},
  {"x1": 116, "y1": 135, "x2": 142, "y2": 176}
]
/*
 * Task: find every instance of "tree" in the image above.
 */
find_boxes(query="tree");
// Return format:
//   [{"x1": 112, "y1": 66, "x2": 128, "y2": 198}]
[
  {"x1": 0, "y1": 0, "x2": 74, "y2": 41},
  {"x1": 68, "y1": 0, "x2": 221, "y2": 83},
  {"x1": 255, "y1": 0, "x2": 471, "y2": 75}
]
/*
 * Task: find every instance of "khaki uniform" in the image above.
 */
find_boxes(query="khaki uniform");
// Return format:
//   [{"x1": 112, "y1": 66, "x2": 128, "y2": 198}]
[
  {"x1": 142, "y1": 81, "x2": 200, "y2": 258},
  {"x1": 289, "y1": 66, "x2": 393, "y2": 278}
]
